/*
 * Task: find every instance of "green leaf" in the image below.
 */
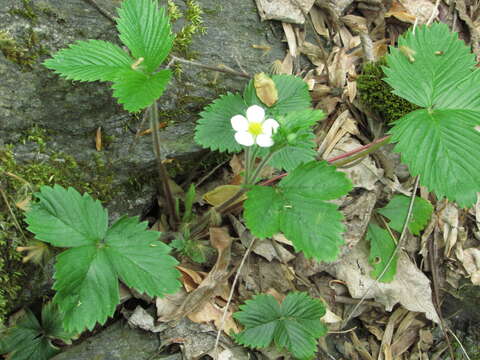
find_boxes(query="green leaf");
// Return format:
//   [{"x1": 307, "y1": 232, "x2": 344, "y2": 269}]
[
  {"x1": 43, "y1": 39, "x2": 132, "y2": 82},
  {"x1": 244, "y1": 74, "x2": 311, "y2": 114},
  {"x1": 389, "y1": 109, "x2": 480, "y2": 208},
  {"x1": 234, "y1": 292, "x2": 327, "y2": 360},
  {"x1": 116, "y1": 0, "x2": 173, "y2": 73},
  {"x1": 267, "y1": 109, "x2": 324, "y2": 171},
  {"x1": 25, "y1": 185, "x2": 181, "y2": 333},
  {"x1": 105, "y1": 216, "x2": 180, "y2": 296},
  {"x1": 367, "y1": 224, "x2": 398, "y2": 283},
  {"x1": 384, "y1": 23, "x2": 480, "y2": 207},
  {"x1": 384, "y1": 23, "x2": 476, "y2": 108},
  {"x1": 378, "y1": 195, "x2": 433, "y2": 235},
  {"x1": 26, "y1": 185, "x2": 108, "y2": 248},
  {"x1": 194, "y1": 93, "x2": 245, "y2": 152},
  {"x1": 244, "y1": 161, "x2": 352, "y2": 261},
  {"x1": 53, "y1": 245, "x2": 119, "y2": 333},
  {"x1": 112, "y1": 69, "x2": 172, "y2": 112},
  {"x1": 0, "y1": 303, "x2": 75, "y2": 360}
]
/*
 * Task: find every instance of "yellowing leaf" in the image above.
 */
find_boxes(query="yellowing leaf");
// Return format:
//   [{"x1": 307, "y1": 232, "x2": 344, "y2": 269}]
[{"x1": 203, "y1": 185, "x2": 246, "y2": 207}]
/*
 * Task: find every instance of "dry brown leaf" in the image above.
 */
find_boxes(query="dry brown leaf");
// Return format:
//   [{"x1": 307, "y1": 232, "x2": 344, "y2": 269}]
[
  {"x1": 177, "y1": 266, "x2": 206, "y2": 292},
  {"x1": 385, "y1": 1, "x2": 417, "y2": 24},
  {"x1": 326, "y1": 239, "x2": 440, "y2": 323},
  {"x1": 439, "y1": 202, "x2": 459, "y2": 258},
  {"x1": 299, "y1": 41, "x2": 325, "y2": 67},
  {"x1": 310, "y1": 6, "x2": 329, "y2": 37},
  {"x1": 160, "y1": 228, "x2": 232, "y2": 321},
  {"x1": 188, "y1": 301, "x2": 239, "y2": 334},
  {"x1": 387, "y1": 0, "x2": 438, "y2": 24},
  {"x1": 342, "y1": 14, "x2": 368, "y2": 34}
]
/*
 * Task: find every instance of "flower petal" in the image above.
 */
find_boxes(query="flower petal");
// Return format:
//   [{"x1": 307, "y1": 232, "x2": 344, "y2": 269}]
[
  {"x1": 256, "y1": 134, "x2": 274, "y2": 147},
  {"x1": 235, "y1": 131, "x2": 255, "y2": 146},
  {"x1": 262, "y1": 118, "x2": 279, "y2": 136},
  {"x1": 231, "y1": 115, "x2": 249, "y2": 132},
  {"x1": 246, "y1": 105, "x2": 265, "y2": 123}
]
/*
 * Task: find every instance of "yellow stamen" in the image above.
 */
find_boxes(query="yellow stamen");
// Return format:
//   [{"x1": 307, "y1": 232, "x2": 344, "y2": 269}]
[{"x1": 248, "y1": 122, "x2": 263, "y2": 136}]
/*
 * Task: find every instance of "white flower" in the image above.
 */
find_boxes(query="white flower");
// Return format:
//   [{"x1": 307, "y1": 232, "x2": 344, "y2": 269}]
[{"x1": 230, "y1": 105, "x2": 279, "y2": 147}]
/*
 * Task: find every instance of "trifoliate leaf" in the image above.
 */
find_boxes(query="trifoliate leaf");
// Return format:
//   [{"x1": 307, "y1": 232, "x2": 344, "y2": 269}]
[
  {"x1": 384, "y1": 23, "x2": 480, "y2": 207},
  {"x1": 378, "y1": 195, "x2": 433, "y2": 235},
  {"x1": 0, "y1": 303, "x2": 75, "y2": 360},
  {"x1": 234, "y1": 292, "x2": 327, "y2": 360},
  {"x1": 244, "y1": 161, "x2": 352, "y2": 261},
  {"x1": 244, "y1": 74, "x2": 311, "y2": 115},
  {"x1": 367, "y1": 224, "x2": 398, "y2": 283},
  {"x1": 43, "y1": 39, "x2": 132, "y2": 82},
  {"x1": 112, "y1": 69, "x2": 172, "y2": 112},
  {"x1": 194, "y1": 93, "x2": 245, "y2": 152},
  {"x1": 25, "y1": 185, "x2": 181, "y2": 333},
  {"x1": 116, "y1": 0, "x2": 173, "y2": 73}
]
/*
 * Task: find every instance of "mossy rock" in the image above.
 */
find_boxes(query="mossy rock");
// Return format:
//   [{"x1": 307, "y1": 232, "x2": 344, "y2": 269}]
[{"x1": 356, "y1": 59, "x2": 419, "y2": 123}]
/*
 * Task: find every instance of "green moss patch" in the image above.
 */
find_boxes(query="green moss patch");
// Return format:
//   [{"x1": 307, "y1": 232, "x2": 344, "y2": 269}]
[{"x1": 356, "y1": 59, "x2": 419, "y2": 123}]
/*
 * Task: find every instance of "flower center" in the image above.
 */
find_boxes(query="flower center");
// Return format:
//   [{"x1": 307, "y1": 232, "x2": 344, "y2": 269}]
[{"x1": 248, "y1": 122, "x2": 263, "y2": 136}]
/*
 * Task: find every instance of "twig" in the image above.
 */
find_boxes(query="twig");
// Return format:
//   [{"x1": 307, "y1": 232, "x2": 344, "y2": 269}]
[
  {"x1": 82, "y1": 0, "x2": 116, "y2": 24},
  {"x1": 170, "y1": 55, "x2": 251, "y2": 79},
  {"x1": 212, "y1": 237, "x2": 257, "y2": 357},
  {"x1": 341, "y1": 176, "x2": 421, "y2": 328}
]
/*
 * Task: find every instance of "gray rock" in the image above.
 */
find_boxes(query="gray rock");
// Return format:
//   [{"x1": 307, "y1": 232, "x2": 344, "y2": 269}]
[
  {"x1": 0, "y1": 0, "x2": 285, "y2": 217},
  {"x1": 51, "y1": 321, "x2": 162, "y2": 360}
]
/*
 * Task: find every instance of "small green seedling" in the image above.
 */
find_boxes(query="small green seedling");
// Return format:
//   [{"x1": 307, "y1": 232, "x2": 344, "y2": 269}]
[
  {"x1": 0, "y1": 302, "x2": 76, "y2": 360},
  {"x1": 234, "y1": 292, "x2": 327, "y2": 360}
]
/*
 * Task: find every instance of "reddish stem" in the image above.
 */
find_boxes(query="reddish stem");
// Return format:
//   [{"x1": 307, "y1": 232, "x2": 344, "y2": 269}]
[{"x1": 260, "y1": 135, "x2": 391, "y2": 186}]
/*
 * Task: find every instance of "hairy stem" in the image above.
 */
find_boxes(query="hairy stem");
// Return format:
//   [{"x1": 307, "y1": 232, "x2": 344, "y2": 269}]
[{"x1": 150, "y1": 101, "x2": 180, "y2": 228}]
